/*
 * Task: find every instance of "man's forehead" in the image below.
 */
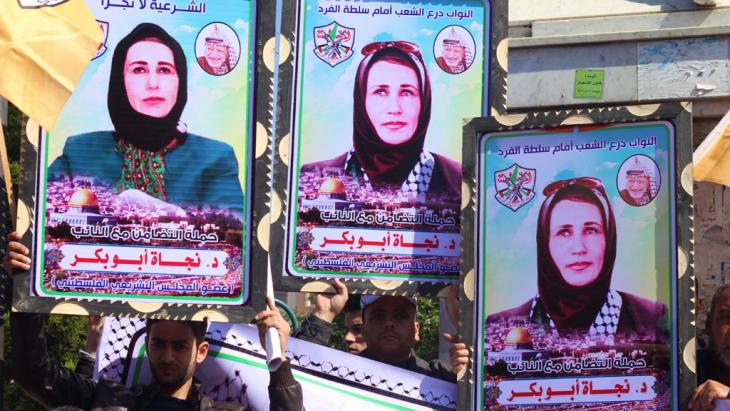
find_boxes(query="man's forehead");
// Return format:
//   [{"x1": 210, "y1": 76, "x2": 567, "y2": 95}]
[
  {"x1": 148, "y1": 321, "x2": 195, "y2": 339},
  {"x1": 345, "y1": 310, "x2": 362, "y2": 320},
  {"x1": 367, "y1": 297, "x2": 416, "y2": 312},
  {"x1": 718, "y1": 306, "x2": 730, "y2": 314},
  {"x1": 713, "y1": 289, "x2": 730, "y2": 314},
  {"x1": 718, "y1": 291, "x2": 730, "y2": 307}
]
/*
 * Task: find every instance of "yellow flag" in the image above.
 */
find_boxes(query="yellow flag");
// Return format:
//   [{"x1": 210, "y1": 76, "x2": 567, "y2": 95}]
[
  {"x1": 0, "y1": 0, "x2": 101, "y2": 130},
  {"x1": 694, "y1": 109, "x2": 730, "y2": 186}
]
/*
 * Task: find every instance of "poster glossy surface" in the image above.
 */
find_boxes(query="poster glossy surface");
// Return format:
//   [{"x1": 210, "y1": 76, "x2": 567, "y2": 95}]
[
  {"x1": 32, "y1": 0, "x2": 256, "y2": 304},
  {"x1": 271, "y1": 0, "x2": 505, "y2": 294},
  {"x1": 460, "y1": 106, "x2": 694, "y2": 410},
  {"x1": 477, "y1": 122, "x2": 675, "y2": 409}
]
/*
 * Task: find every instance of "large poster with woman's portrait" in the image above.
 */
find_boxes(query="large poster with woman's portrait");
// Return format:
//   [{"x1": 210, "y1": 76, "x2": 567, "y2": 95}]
[
  {"x1": 25, "y1": 0, "x2": 258, "y2": 308},
  {"x1": 271, "y1": 0, "x2": 507, "y2": 294},
  {"x1": 460, "y1": 106, "x2": 695, "y2": 410}
]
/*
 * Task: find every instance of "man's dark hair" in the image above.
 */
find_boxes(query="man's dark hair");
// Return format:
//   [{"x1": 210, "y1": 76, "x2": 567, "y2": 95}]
[
  {"x1": 345, "y1": 295, "x2": 361, "y2": 314},
  {"x1": 145, "y1": 319, "x2": 208, "y2": 345},
  {"x1": 707, "y1": 285, "x2": 730, "y2": 334}
]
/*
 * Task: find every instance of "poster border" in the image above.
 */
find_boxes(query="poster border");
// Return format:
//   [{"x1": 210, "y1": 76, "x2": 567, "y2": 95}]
[
  {"x1": 459, "y1": 103, "x2": 694, "y2": 410},
  {"x1": 270, "y1": 0, "x2": 507, "y2": 296},
  {"x1": 12, "y1": 0, "x2": 274, "y2": 321}
]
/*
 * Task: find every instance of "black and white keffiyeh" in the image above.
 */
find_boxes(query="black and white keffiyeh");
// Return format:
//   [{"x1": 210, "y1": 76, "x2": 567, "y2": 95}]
[
  {"x1": 344, "y1": 149, "x2": 434, "y2": 201},
  {"x1": 529, "y1": 289, "x2": 623, "y2": 337}
]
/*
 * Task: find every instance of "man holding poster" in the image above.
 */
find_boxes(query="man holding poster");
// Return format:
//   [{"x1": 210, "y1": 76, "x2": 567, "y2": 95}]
[
  {"x1": 5, "y1": 234, "x2": 303, "y2": 410},
  {"x1": 10, "y1": 306, "x2": 303, "y2": 410},
  {"x1": 692, "y1": 285, "x2": 730, "y2": 410}
]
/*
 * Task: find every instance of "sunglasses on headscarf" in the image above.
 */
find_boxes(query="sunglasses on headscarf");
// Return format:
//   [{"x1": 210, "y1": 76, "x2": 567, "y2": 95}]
[
  {"x1": 543, "y1": 177, "x2": 605, "y2": 196},
  {"x1": 361, "y1": 41, "x2": 422, "y2": 57}
]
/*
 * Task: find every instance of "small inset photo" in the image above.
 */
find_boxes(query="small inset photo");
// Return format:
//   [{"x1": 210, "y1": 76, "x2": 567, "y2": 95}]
[
  {"x1": 617, "y1": 154, "x2": 661, "y2": 207},
  {"x1": 433, "y1": 25, "x2": 475, "y2": 75},
  {"x1": 195, "y1": 22, "x2": 240, "y2": 76}
]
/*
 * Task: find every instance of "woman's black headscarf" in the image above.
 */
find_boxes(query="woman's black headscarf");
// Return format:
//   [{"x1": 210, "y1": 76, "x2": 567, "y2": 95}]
[
  {"x1": 352, "y1": 44, "x2": 431, "y2": 187},
  {"x1": 536, "y1": 179, "x2": 617, "y2": 332},
  {"x1": 107, "y1": 23, "x2": 187, "y2": 151}
]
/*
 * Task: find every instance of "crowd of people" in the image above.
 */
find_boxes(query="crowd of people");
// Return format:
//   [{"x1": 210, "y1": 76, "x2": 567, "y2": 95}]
[
  {"x1": 0, "y1": 19, "x2": 721, "y2": 410},
  {"x1": 5, "y1": 176, "x2": 730, "y2": 410},
  {"x1": 2, "y1": 233, "x2": 467, "y2": 410},
  {"x1": 4, "y1": 229, "x2": 301, "y2": 410},
  {"x1": 294, "y1": 279, "x2": 467, "y2": 381}
]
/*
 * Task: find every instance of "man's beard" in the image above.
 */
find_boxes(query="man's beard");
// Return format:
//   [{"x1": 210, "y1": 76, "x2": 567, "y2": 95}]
[
  {"x1": 150, "y1": 362, "x2": 195, "y2": 393},
  {"x1": 712, "y1": 340, "x2": 730, "y2": 370}
]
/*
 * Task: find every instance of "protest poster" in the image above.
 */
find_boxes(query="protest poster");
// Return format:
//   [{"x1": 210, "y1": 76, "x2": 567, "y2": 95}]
[
  {"x1": 459, "y1": 104, "x2": 695, "y2": 409},
  {"x1": 97, "y1": 317, "x2": 458, "y2": 410},
  {"x1": 14, "y1": 0, "x2": 275, "y2": 321},
  {"x1": 270, "y1": 0, "x2": 507, "y2": 295}
]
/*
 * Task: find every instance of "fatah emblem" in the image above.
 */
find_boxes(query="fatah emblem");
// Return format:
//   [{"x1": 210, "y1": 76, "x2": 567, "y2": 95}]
[
  {"x1": 494, "y1": 164, "x2": 536, "y2": 211},
  {"x1": 313, "y1": 21, "x2": 354, "y2": 67},
  {"x1": 93, "y1": 20, "x2": 110, "y2": 60},
  {"x1": 17, "y1": 0, "x2": 69, "y2": 7}
]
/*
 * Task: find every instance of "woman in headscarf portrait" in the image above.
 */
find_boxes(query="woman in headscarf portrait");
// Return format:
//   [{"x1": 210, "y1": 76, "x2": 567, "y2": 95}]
[
  {"x1": 48, "y1": 23, "x2": 243, "y2": 215},
  {"x1": 486, "y1": 177, "x2": 668, "y2": 343},
  {"x1": 300, "y1": 41, "x2": 461, "y2": 204}
]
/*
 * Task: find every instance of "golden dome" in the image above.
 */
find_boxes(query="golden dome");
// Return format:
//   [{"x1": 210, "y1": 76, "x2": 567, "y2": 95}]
[
  {"x1": 69, "y1": 188, "x2": 99, "y2": 207},
  {"x1": 319, "y1": 178, "x2": 346, "y2": 195},
  {"x1": 504, "y1": 327, "x2": 532, "y2": 345}
]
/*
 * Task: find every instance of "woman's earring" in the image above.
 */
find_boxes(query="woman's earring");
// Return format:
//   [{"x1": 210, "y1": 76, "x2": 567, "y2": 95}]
[{"x1": 177, "y1": 121, "x2": 188, "y2": 133}]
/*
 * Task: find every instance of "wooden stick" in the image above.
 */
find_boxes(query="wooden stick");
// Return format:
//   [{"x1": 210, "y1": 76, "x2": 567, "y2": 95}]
[
  {"x1": 0, "y1": 125, "x2": 15, "y2": 222},
  {"x1": 0, "y1": 117, "x2": 12, "y2": 391}
]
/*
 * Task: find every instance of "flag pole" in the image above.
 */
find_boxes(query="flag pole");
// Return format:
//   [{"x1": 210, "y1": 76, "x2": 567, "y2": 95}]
[
  {"x1": 0, "y1": 125, "x2": 14, "y2": 223},
  {"x1": 0, "y1": 116, "x2": 13, "y2": 411}
]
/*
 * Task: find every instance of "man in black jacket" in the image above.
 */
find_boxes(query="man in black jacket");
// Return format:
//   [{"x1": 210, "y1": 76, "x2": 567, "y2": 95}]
[
  {"x1": 691, "y1": 284, "x2": 730, "y2": 410},
  {"x1": 295, "y1": 279, "x2": 467, "y2": 382},
  {"x1": 5, "y1": 232, "x2": 304, "y2": 410},
  {"x1": 294, "y1": 279, "x2": 366, "y2": 355},
  {"x1": 358, "y1": 295, "x2": 458, "y2": 381}
]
